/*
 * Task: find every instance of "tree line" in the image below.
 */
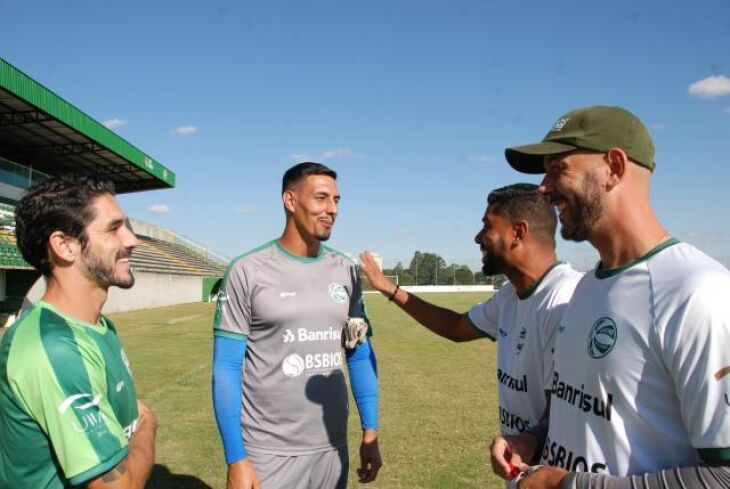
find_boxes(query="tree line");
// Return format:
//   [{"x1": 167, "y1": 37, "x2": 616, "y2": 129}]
[{"x1": 362, "y1": 251, "x2": 505, "y2": 288}]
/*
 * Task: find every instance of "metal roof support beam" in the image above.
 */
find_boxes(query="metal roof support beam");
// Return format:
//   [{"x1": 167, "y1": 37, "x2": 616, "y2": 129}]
[{"x1": 0, "y1": 110, "x2": 53, "y2": 127}]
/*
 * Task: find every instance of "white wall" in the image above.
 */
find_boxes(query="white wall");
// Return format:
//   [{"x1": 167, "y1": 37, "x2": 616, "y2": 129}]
[
  {"x1": 363, "y1": 285, "x2": 495, "y2": 294},
  {"x1": 24, "y1": 272, "x2": 203, "y2": 314}
]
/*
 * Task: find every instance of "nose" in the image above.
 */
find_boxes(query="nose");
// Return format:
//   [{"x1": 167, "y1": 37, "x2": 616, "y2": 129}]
[
  {"x1": 538, "y1": 173, "x2": 553, "y2": 197},
  {"x1": 122, "y1": 224, "x2": 139, "y2": 249},
  {"x1": 474, "y1": 228, "x2": 483, "y2": 245},
  {"x1": 327, "y1": 198, "x2": 338, "y2": 217}
]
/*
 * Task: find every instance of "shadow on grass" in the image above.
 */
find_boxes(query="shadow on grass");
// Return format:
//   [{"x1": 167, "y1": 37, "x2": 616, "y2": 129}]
[{"x1": 146, "y1": 464, "x2": 213, "y2": 489}]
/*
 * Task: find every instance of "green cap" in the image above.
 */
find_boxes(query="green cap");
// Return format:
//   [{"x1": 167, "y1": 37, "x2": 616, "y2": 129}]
[{"x1": 505, "y1": 105, "x2": 655, "y2": 174}]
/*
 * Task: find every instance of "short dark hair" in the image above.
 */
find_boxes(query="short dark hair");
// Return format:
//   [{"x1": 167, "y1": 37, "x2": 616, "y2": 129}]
[
  {"x1": 487, "y1": 183, "x2": 557, "y2": 244},
  {"x1": 282, "y1": 162, "x2": 337, "y2": 194},
  {"x1": 15, "y1": 174, "x2": 116, "y2": 276}
]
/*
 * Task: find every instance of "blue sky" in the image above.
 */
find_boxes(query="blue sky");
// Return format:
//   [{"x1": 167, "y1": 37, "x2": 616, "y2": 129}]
[{"x1": 2, "y1": 0, "x2": 730, "y2": 270}]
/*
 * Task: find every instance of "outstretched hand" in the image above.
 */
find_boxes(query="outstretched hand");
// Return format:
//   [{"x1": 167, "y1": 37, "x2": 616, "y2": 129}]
[{"x1": 359, "y1": 251, "x2": 395, "y2": 295}]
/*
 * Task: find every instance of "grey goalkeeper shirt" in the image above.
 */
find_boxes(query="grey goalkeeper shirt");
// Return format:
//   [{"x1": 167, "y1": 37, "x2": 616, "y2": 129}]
[{"x1": 214, "y1": 240, "x2": 368, "y2": 455}]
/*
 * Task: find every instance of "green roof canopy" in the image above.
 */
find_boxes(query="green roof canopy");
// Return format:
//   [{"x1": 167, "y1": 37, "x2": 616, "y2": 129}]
[{"x1": 0, "y1": 58, "x2": 175, "y2": 193}]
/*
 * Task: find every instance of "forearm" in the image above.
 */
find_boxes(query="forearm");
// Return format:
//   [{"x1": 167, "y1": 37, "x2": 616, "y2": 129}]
[
  {"x1": 123, "y1": 422, "x2": 156, "y2": 488},
  {"x1": 347, "y1": 340, "x2": 379, "y2": 430},
  {"x1": 85, "y1": 414, "x2": 157, "y2": 489},
  {"x1": 564, "y1": 464, "x2": 730, "y2": 489},
  {"x1": 387, "y1": 286, "x2": 474, "y2": 342},
  {"x1": 213, "y1": 334, "x2": 247, "y2": 464}
]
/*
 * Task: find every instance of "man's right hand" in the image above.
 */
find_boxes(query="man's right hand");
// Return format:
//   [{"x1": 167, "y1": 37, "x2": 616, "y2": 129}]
[
  {"x1": 489, "y1": 433, "x2": 539, "y2": 480},
  {"x1": 227, "y1": 459, "x2": 260, "y2": 489},
  {"x1": 359, "y1": 251, "x2": 395, "y2": 295}
]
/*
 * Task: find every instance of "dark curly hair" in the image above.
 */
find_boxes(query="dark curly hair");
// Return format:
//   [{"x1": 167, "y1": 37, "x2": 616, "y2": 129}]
[
  {"x1": 15, "y1": 174, "x2": 116, "y2": 276},
  {"x1": 487, "y1": 183, "x2": 557, "y2": 245},
  {"x1": 282, "y1": 162, "x2": 337, "y2": 194}
]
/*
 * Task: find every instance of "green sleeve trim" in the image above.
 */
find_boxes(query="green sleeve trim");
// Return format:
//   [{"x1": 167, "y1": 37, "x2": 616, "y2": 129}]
[
  {"x1": 698, "y1": 447, "x2": 730, "y2": 462},
  {"x1": 67, "y1": 446, "x2": 128, "y2": 486},
  {"x1": 466, "y1": 314, "x2": 495, "y2": 341},
  {"x1": 213, "y1": 330, "x2": 248, "y2": 341}
]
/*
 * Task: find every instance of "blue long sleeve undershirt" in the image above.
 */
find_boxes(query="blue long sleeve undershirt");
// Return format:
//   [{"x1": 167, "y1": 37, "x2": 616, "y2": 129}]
[
  {"x1": 212, "y1": 334, "x2": 247, "y2": 464},
  {"x1": 212, "y1": 335, "x2": 379, "y2": 465},
  {"x1": 346, "y1": 339, "x2": 379, "y2": 430}
]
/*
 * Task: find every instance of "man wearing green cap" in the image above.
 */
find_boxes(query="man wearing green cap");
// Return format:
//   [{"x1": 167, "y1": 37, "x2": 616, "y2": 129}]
[{"x1": 489, "y1": 106, "x2": 730, "y2": 489}]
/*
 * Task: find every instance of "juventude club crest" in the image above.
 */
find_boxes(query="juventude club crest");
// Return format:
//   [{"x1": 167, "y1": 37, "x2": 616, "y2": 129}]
[
  {"x1": 328, "y1": 283, "x2": 348, "y2": 304},
  {"x1": 587, "y1": 317, "x2": 618, "y2": 359}
]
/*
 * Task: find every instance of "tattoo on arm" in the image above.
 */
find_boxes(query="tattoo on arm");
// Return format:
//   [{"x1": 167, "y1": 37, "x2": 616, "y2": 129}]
[{"x1": 100, "y1": 458, "x2": 128, "y2": 483}]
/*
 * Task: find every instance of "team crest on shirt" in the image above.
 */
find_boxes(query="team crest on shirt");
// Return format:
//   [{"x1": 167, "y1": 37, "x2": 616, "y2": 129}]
[
  {"x1": 328, "y1": 283, "x2": 348, "y2": 304},
  {"x1": 587, "y1": 317, "x2": 618, "y2": 359},
  {"x1": 515, "y1": 326, "x2": 527, "y2": 355}
]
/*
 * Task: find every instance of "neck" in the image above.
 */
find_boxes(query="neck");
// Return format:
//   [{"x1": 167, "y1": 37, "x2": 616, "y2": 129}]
[
  {"x1": 42, "y1": 274, "x2": 108, "y2": 325},
  {"x1": 505, "y1": 248, "x2": 559, "y2": 296},
  {"x1": 279, "y1": 224, "x2": 321, "y2": 258},
  {"x1": 589, "y1": 201, "x2": 667, "y2": 269}
]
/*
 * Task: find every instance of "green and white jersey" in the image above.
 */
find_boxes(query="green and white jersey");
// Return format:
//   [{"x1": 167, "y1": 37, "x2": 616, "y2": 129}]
[
  {"x1": 468, "y1": 263, "x2": 581, "y2": 435},
  {"x1": 214, "y1": 240, "x2": 368, "y2": 455},
  {"x1": 0, "y1": 301, "x2": 138, "y2": 488},
  {"x1": 542, "y1": 239, "x2": 730, "y2": 475}
]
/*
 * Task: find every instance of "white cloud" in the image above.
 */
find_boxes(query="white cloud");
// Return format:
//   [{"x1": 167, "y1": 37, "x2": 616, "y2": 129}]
[
  {"x1": 233, "y1": 206, "x2": 255, "y2": 214},
  {"x1": 103, "y1": 118, "x2": 127, "y2": 129},
  {"x1": 290, "y1": 147, "x2": 362, "y2": 163},
  {"x1": 290, "y1": 153, "x2": 311, "y2": 162},
  {"x1": 467, "y1": 155, "x2": 492, "y2": 164},
  {"x1": 148, "y1": 204, "x2": 171, "y2": 214},
  {"x1": 724, "y1": 107, "x2": 730, "y2": 115},
  {"x1": 688, "y1": 75, "x2": 730, "y2": 99},
  {"x1": 171, "y1": 125, "x2": 199, "y2": 136},
  {"x1": 320, "y1": 147, "x2": 361, "y2": 160}
]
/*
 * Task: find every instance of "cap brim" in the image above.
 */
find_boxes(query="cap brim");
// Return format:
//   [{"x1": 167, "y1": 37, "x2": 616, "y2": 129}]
[{"x1": 505, "y1": 141, "x2": 578, "y2": 174}]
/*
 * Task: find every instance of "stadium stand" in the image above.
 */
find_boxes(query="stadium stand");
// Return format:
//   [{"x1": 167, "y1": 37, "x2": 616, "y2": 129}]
[{"x1": 0, "y1": 57, "x2": 224, "y2": 317}]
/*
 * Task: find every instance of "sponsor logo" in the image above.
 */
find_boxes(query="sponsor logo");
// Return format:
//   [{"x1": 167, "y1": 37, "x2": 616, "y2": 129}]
[
  {"x1": 558, "y1": 324, "x2": 566, "y2": 335},
  {"x1": 280, "y1": 291, "x2": 297, "y2": 298},
  {"x1": 120, "y1": 349, "x2": 132, "y2": 376},
  {"x1": 282, "y1": 327, "x2": 342, "y2": 344},
  {"x1": 541, "y1": 436, "x2": 607, "y2": 473},
  {"x1": 58, "y1": 393, "x2": 102, "y2": 414},
  {"x1": 551, "y1": 118, "x2": 569, "y2": 132},
  {"x1": 123, "y1": 419, "x2": 138, "y2": 439},
  {"x1": 281, "y1": 352, "x2": 343, "y2": 378},
  {"x1": 515, "y1": 326, "x2": 527, "y2": 355},
  {"x1": 144, "y1": 157, "x2": 154, "y2": 169},
  {"x1": 328, "y1": 283, "x2": 348, "y2": 304},
  {"x1": 497, "y1": 369, "x2": 527, "y2": 393},
  {"x1": 58, "y1": 393, "x2": 108, "y2": 435},
  {"x1": 587, "y1": 317, "x2": 617, "y2": 359},
  {"x1": 552, "y1": 371, "x2": 614, "y2": 422},
  {"x1": 499, "y1": 405, "x2": 530, "y2": 433},
  {"x1": 116, "y1": 380, "x2": 124, "y2": 392},
  {"x1": 498, "y1": 328, "x2": 508, "y2": 338}
]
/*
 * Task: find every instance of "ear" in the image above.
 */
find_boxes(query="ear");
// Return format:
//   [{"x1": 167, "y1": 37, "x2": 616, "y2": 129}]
[
  {"x1": 47, "y1": 231, "x2": 79, "y2": 264},
  {"x1": 512, "y1": 220, "x2": 528, "y2": 247},
  {"x1": 282, "y1": 189, "x2": 296, "y2": 214},
  {"x1": 605, "y1": 148, "x2": 628, "y2": 189}
]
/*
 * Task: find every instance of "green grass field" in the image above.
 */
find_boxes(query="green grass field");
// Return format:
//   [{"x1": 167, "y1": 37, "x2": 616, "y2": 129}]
[{"x1": 109, "y1": 292, "x2": 504, "y2": 489}]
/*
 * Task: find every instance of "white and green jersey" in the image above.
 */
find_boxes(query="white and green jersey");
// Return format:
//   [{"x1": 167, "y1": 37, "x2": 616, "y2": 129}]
[
  {"x1": 214, "y1": 240, "x2": 368, "y2": 455},
  {"x1": 542, "y1": 239, "x2": 730, "y2": 475},
  {"x1": 0, "y1": 301, "x2": 138, "y2": 488},
  {"x1": 468, "y1": 262, "x2": 581, "y2": 435}
]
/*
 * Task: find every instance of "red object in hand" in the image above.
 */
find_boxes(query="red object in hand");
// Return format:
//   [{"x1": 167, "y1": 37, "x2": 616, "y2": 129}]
[{"x1": 509, "y1": 464, "x2": 522, "y2": 479}]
